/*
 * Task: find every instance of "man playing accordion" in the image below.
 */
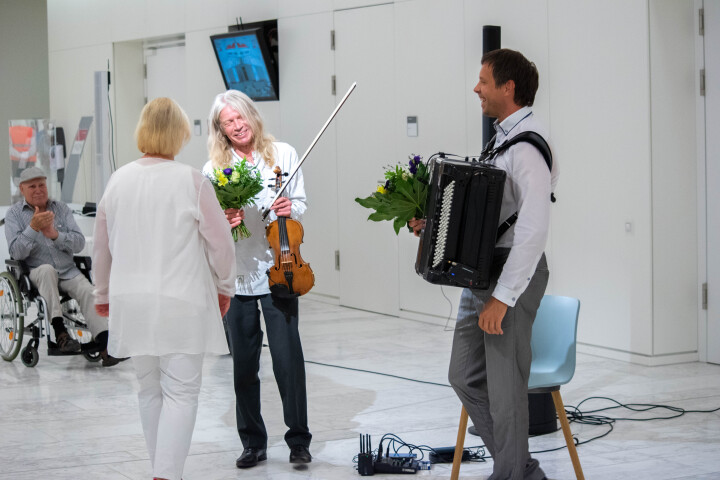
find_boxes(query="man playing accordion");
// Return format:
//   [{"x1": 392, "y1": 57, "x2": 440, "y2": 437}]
[{"x1": 410, "y1": 48, "x2": 559, "y2": 480}]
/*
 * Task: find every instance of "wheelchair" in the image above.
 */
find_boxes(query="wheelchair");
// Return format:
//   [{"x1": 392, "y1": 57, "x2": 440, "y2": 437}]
[{"x1": 0, "y1": 256, "x2": 102, "y2": 367}]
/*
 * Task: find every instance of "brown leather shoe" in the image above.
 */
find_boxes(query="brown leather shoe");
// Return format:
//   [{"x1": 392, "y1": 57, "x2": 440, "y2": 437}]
[
  {"x1": 100, "y1": 350, "x2": 129, "y2": 367},
  {"x1": 56, "y1": 332, "x2": 81, "y2": 353}
]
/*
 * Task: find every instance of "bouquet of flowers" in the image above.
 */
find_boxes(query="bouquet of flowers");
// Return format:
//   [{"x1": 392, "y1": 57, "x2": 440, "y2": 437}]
[
  {"x1": 207, "y1": 157, "x2": 264, "y2": 241},
  {"x1": 355, "y1": 154, "x2": 429, "y2": 234}
]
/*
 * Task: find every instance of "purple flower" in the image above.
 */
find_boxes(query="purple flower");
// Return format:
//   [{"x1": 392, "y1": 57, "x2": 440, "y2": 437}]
[
  {"x1": 223, "y1": 168, "x2": 233, "y2": 176},
  {"x1": 409, "y1": 156, "x2": 421, "y2": 175}
]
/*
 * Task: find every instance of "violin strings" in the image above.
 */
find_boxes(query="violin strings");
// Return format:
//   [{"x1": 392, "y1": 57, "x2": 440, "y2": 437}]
[{"x1": 278, "y1": 219, "x2": 291, "y2": 271}]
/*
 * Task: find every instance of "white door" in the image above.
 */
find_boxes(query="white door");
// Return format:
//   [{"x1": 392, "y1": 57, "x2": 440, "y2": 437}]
[
  {"x1": 145, "y1": 42, "x2": 188, "y2": 163},
  {"x1": 705, "y1": 1, "x2": 720, "y2": 364},
  {"x1": 278, "y1": 13, "x2": 340, "y2": 299},
  {"x1": 334, "y1": 5, "x2": 399, "y2": 314}
]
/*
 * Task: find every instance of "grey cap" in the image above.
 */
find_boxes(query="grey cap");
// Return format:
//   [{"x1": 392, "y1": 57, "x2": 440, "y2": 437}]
[{"x1": 19, "y1": 166, "x2": 47, "y2": 184}]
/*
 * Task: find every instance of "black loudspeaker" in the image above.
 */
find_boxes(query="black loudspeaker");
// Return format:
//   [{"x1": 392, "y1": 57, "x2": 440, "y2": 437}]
[
  {"x1": 55, "y1": 126, "x2": 66, "y2": 184},
  {"x1": 528, "y1": 391, "x2": 558, "y2": 435},
  {"x1": 482, "y1": 25, "x2": 501, "y2": 147}
]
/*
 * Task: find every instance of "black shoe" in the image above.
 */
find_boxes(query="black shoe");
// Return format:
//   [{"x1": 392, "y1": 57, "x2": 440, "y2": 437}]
[
  {"x1": 289, "y1": 445, "x2": 312, "y2": 464},
  {"x1": 100, "y1": 350, "x2": 129, "y2": 367},
  {"x1": 56, "y1": 332, "x2": 81, "y2": 353},
  {"x1": 236, "y1": 448, "x2": 267, "y2": 468},
  {"x1": 468, "y1": 425, "x2": 480, "y2": 436}
]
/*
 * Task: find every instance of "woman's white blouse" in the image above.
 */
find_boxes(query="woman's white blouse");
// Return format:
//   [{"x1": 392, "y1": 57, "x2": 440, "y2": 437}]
[
  {"x1": 93, "y1": 158, "x2": 237, "y2": 357},
  {"x1": 202, "y1": 141, "x2": 307, "y2": 296}
]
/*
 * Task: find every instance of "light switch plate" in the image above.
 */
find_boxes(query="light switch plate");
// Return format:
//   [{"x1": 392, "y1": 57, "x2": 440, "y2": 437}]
[{"x1": 407, "y1": 116, "x2": 418, "y2": 137}]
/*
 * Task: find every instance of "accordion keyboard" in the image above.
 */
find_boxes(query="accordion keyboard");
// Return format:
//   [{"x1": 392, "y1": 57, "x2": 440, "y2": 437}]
[{"x1": 433, "y1": 180, "x2": 455, "y2": 268}]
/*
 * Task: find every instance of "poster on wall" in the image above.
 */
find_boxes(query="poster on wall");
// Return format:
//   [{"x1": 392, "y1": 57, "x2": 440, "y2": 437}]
[{"x1": 8, "y1": 119, "x2": 60, "y2": 204}]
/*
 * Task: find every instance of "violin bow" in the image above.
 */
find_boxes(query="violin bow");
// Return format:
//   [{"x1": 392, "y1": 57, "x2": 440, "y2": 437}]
[{"x1": 261, "y1": 81, "x2": 357, "y2": 220}]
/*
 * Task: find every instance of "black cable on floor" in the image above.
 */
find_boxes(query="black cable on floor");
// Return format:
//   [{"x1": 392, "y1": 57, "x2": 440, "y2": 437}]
[
  {"x1": 308, "y1": 359, "x2": 720, "y2": 454},
  {"x1": 304, "y1": 360, "x2": 451, "y2": 388}
]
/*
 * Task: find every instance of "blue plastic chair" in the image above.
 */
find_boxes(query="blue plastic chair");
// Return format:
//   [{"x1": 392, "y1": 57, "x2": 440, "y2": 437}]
[{"x1": 450, "y1": 295, "x2": 585, "y2": 480}]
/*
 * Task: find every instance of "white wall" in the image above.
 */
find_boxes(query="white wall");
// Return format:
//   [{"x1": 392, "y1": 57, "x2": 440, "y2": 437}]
[
  {"x1": 0, "y1": 0, "x2": 49, "y2": 204},
  {"x1": 395, "y1": 0, "x2": 469, "y2": 319},
  {"x1": 43, "y1": 0, "x2": 702, "y2": 364},
  {"x1": 112, "y1": 40, "x2": 145, "y2": 169},
  {"x1": 548, "y1": 0, "x2": 656, "y2": 357}
]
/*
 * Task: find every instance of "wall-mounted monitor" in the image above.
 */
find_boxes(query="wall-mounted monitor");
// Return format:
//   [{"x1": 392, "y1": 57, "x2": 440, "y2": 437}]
[{"x1": 210, "y1": 27, "x2": 279, "y2": 101}]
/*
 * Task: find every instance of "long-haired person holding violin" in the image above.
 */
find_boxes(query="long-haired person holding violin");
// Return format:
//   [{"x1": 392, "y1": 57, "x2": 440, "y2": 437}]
[{"x1": 204, "y1": 90, "x2": 312, "y2": 469}]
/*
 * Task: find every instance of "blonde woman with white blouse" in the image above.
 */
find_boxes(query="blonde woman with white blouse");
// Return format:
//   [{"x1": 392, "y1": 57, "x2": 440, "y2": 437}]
[{"x1": 93, "y1": 97, "x2": 236, "y2": 480}]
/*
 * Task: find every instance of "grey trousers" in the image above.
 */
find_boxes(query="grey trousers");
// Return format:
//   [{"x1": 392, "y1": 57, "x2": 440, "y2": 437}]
[
  {"x1": 29, "y1": 264, "x2": 108, "y2": 337},
  {"x1": 448, "y1": 254, "x2": 548, "y2": 480}
]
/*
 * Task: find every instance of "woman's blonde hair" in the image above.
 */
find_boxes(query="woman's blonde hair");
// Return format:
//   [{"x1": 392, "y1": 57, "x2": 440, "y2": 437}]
[
  {"x1": 207, "y1": 90, "x2": 275, "y2": 169},
  {"x1": 135, "y1": 97, "x2": 191, "y2": 157}
]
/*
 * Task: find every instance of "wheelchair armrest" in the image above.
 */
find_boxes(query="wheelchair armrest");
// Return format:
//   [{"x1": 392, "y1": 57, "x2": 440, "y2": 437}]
[
  {"x1": 73, "y1": 256, "x2": 92, "y2": 283},
  {"x1": 4, "y1": 259, "x2": 34, "y2": 296},
  {"x1": 5, "y1": 258, "x2": 30, "y2": 277}
]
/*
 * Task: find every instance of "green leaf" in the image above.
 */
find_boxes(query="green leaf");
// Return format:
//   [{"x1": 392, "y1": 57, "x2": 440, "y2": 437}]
[
  {"x1": 355, "y1": 195, "x2": 386, "y2": 210},
  {"x1": 394, "y1": 180, "x2": 417, "y2": 204},
  {"x1": 392, "y1": 216, "x2": 406, "y2": 234}
]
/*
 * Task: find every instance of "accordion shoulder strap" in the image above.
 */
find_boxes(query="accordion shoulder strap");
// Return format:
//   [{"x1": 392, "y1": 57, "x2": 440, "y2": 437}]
[
  {"x1": 481, "y1": 131, "x2": 552, "y2": 171},
  {"x1": 482, "y1": 131, "x2": 555, "y2": 241}
]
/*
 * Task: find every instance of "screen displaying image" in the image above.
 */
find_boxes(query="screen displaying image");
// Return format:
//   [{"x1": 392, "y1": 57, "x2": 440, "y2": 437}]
[{"x1": 211, "y1": 29, "x2": 278, "y2": 101}]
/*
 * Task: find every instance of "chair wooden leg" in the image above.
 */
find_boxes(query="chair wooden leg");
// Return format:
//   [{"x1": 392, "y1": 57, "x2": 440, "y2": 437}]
[
  {"x1": 450, "y1": 406, "x2": 469, "y2": 480},
  {"x1": 551, "y1": 390, "x2": 585, "y2": 480}
]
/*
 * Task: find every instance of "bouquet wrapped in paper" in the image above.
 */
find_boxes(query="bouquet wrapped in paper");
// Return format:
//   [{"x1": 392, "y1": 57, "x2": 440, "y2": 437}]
[
  {"x1": 355, "y1": 154, "x2": 429, "y2": 234},
  {"x1": 207, "y1": 157, "x2": 264, "y2": 241}
]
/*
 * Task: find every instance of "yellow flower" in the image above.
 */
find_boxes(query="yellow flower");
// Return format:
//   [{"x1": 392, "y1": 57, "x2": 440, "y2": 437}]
[
  {"x1": 377, "y1": 185, "x2": 387, "y2": 194},
  {"x1": 218, "y1": 175, "x2": 229, "y2": 186}
]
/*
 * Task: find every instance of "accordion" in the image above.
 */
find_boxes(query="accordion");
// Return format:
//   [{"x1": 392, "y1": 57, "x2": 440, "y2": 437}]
[{"x1": 415, "y1": 157, "x2": 506, "y2": 289}]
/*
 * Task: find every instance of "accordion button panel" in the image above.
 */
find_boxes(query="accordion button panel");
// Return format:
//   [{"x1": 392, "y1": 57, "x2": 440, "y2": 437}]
[{"x1": 432, "y1": 180, "x2": 455, "y2": 268}]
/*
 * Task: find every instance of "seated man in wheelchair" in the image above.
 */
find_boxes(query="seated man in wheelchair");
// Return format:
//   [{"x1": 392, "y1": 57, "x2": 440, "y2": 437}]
[{"x1": 4, "y1": 167, "x2": 123, "y2": 367}]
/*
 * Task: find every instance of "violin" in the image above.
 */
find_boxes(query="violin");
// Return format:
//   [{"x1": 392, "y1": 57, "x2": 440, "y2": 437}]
[
  {"x1": 265, "y1": 166, "x2": 315, "y2": 298},
  {"x1": 261, "y1": 83, "x2": 356, "y2": 297}
]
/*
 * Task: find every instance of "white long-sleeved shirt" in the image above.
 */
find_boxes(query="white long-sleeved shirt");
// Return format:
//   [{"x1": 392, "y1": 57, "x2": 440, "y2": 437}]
[
  {"x1": 202, "y1": 141, "x2": 307, "y2": 296},
  {"x1": 93, "y1": 157, "x2": 236, "y2": 357},
  {"x1": 486, "y1": 106, "x2": 559, "y2": 307}
]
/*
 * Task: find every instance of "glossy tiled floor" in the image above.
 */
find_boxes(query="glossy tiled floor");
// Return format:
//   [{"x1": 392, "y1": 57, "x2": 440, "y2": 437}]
[{"x1": 1, "y1": 297, "x2": 719, "y2": 480}]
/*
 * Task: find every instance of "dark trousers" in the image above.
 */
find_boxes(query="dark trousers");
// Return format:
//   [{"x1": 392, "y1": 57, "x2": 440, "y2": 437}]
[{"x1": 225, "y1": 293, "x2": 311, "y2": 450}]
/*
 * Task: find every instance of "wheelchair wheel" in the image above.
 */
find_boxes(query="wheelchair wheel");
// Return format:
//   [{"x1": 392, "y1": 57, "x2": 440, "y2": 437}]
[
  {"x1": 0, "y1": 272, "x2": 24, "y2": 362},
  {"x1": 83, "y1": 351, "x2": 102, "y2": 363},
  {"x1": 20, "y1": 345, "x2": 39, "y2": 367}
]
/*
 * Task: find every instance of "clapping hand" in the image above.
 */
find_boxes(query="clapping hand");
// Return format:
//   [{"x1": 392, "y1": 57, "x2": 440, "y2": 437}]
[{"x1": 29, "y1": 206, "x2": 58, "y2": 239}]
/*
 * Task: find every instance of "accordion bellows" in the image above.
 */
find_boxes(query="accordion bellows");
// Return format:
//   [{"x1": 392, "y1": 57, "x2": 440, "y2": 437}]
[{"x1": 415, "y1": 157, "x2": 506, "y2": 290}]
